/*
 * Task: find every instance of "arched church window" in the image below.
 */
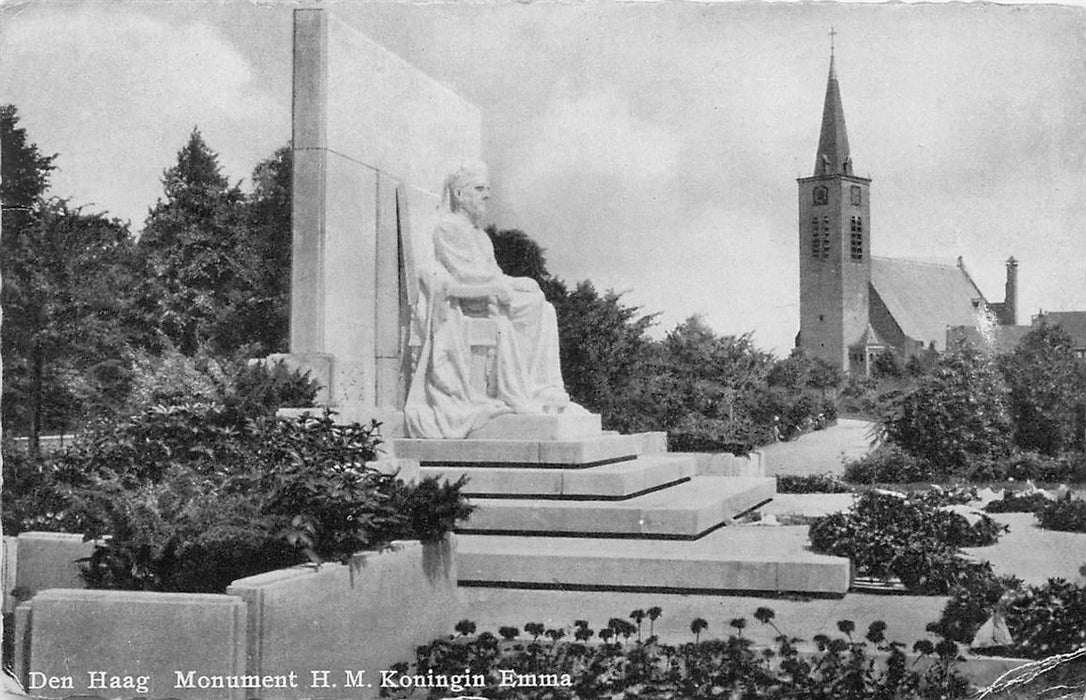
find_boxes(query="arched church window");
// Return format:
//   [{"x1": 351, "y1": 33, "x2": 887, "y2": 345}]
[
  {"x1": 850, "y1": 186, "x2": 862, "y2": 206},
  {"x1": 813, "y1": 186, "x2": 828, "y2": 206}
]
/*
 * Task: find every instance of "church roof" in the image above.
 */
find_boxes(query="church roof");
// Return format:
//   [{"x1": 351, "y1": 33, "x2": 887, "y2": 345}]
[
  {"x1": 814, "y1": 55, "x2": 852, "y2": 176},
  {"x1": 871, "y1": 257, "x2": 988, "y2": 352},
  {"x1": 855, "y1": 323, "x2": 888, "y2": 349},
  {"x1": 1033, "y1": 311, "x2": 1086, "y2": 349}
]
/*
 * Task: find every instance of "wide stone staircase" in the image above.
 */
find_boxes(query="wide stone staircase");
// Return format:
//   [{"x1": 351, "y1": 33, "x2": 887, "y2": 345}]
[{"x1": 393, "y1": 413, "x2": 850, "y2": 596}]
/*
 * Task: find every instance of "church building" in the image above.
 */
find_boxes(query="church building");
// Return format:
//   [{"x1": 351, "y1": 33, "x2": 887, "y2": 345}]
[{"x1": 795, "y1": 49, "x2": 1019, "y2": 375}]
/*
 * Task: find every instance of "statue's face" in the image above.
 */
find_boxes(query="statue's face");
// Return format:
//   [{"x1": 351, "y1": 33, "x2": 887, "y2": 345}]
[{"x1": 455, "y1": 176, "x2": 490, "y2": 225}]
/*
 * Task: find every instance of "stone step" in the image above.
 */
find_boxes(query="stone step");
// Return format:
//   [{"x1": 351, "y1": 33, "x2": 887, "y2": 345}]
[
  {"x1": 459, "y1": 476, "x2": 775, "y2": 538},
  {"x1": 456, "y1": 526, "x2": 850, "y2": 596},
  {"x1": 421, "y1": 454, "x2": 698, "y2": 500},
  {"x1": 393, "y1": 433, "x2": 647, "y2": 467},
  {"x1": 467, "y1": 411, "x2": 603, "y2": 441}
]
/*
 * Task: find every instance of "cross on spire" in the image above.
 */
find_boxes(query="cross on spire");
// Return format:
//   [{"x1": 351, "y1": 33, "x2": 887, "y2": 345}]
[{"x1": 830, "y1": 26, "x2": 837, "y2": 58}]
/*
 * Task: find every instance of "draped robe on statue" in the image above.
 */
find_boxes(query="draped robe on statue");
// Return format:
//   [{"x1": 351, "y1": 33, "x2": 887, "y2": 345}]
[{"x1": 404, "y1": 211, "x2": 571, "y2": 438}]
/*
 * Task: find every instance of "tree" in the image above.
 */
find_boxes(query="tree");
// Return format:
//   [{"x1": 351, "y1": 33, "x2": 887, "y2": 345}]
[
  {"x1": 880, "y1": 342, "x2": 1012, "y2": 474},
  {"x1": 626, "y1": 316, "x2": 777, "y2": 450},
  {"x1": 486, "y1": 225, "x2": 556, "y2": 296},
  {"x1": 1, "y1": 104, "x2": 55, "y2": 231},
  {"x1": 2, "y1": 198, "x2": 135, "y2": 442},
  {"x1": 553, "y1": 281, "x2": 655, "y2": 425},
  {"x1": 999, "y1": 324, "x2": 1086, "y2": 455},
  {"x1": 2, "y1": 106, "x2": 135, "y2": 446},
  {"x1": 133, "y1": 129, "x2": 250, "y2": 355},
  {"x1": 234, "y1": 145, "x2": 292, "y2": 355}
]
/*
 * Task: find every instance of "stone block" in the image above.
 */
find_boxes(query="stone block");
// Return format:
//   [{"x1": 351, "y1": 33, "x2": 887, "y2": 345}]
[
  {"x1": 636, "y1": 431, "x2": 669, "y2": 454},
  {"x1": 468, "y1": 412, "x2": 602, "y2": 441},
  {"x1": 3, "y1": 536, "x2": 17, "y2": 614},
  {"x1": 693, "y1": 450, "x2": 766, "y2": 477},
  {"x1": 15, "y1": 589, "x2": 247, "y2": 699},
  {"x1": 15, "y1": 532, "x2": 95, "y2": 597},
  {"x1": 462, "y1": 476, "x2": 774, "y2": 537},
  {"x1": 536, "y1": 434, "x2": 643, "y2": 465},
  {"x1": 228, "y1": 538, "x2": 461, "y2": 699}
]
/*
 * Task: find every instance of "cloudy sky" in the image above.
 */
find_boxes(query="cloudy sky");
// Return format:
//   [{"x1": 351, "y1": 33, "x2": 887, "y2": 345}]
[{"x1": 3, "y1": 1, "x2": 1085, "y2": 354}]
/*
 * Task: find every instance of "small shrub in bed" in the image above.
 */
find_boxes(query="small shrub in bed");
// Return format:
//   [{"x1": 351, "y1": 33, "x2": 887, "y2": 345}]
[
  {"x1": 931, "y1": 577, "x2": 1086, "y2": 659},
  {"x1": 983, "y1": 491, "x2": 1052, "y2": 514},
  {"x1": 809, "y1": 491, "x2": 1005, "y2": 594},
  {"x1": 843, "y1": 443, "x2": 939, "y2": 484},
  {"x1": 1035, "y1": 494, "x2": 1086, "y2": 533},
  {"x1": 775, "y1": 472, "x2": 852, "y2": 494}
]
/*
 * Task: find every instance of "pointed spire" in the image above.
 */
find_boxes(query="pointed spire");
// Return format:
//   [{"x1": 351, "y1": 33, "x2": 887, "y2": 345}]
[{"x1": 814, "y1": 31, "x2": 852, "y2": 177}]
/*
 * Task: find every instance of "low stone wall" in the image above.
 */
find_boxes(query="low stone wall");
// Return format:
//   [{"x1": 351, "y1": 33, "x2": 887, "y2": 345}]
[
  {"x1": 692, "y1": 450, "x2": 766, "y2": 478},
  {"x1": 14, "y1": 589, "x2": 248, "y2": 700},
  {"x1": 227, "y1": 537, "x2": 462, "y2": 699},
  {"x1": 13, "y1": 538, "x2": 460, "y2": 700},
  {"x1": 14, "y1": 532, "x2": 94, "y2": 598}
]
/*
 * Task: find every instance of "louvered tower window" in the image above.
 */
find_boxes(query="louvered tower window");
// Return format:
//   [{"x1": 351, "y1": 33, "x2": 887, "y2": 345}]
[{"x1": 850, "y1": 216, "x2": 864, "y2": 260}]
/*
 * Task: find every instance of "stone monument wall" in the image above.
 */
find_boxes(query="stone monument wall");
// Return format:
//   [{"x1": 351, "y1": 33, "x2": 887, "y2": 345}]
[{"x1": 289, "y1": 9, "x2": 481, "y2": 417}]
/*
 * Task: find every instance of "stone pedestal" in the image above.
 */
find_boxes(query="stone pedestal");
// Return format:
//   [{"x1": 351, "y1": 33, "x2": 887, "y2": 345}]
[{"x1": 467, "y1": 412, "x2": 602, "y2": 441}]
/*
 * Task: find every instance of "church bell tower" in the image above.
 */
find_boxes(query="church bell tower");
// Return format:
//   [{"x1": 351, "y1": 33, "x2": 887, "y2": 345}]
[{"x1": 796, "y1": 40, "x2": 872, "y2": 373}]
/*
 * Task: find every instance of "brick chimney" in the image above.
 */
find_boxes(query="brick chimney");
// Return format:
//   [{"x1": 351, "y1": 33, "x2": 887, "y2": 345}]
[{"x1": 1004, "y1": 256, "x2": 1018, "y2": 325}]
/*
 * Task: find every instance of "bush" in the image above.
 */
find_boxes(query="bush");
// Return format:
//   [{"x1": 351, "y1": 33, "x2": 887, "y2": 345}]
[
  {"x1": 0, "y1": 444, "x2": 82, "y2": 535},
  {"x1": 809, "y1": 491, "x2": 1005, "y2": 594},
  {"x1": 1003, "y1": 450, "x2": 1086, "y2": 483},
  {"x1": 385, "y1": 609, "x2": 971, "y2": 699},
  {"x1": 1003, "y1": 579, "x2": 1086, "y2": 658},
  {"x1": 880, "y1": 344, "x2": 1012, "y2": 476},
  {"x1": 999, "y1": 324, "x2": 1086, "y2": 456},
  {"x1": 1035, "y1": 494, "x2": 1086, "y2": 533},
  {"x1": 844, "y1": 444, "x2": 938, "y2": 484},
  {"x1": 983, "y1": 491, "x2": 1052, "y2": 514},
  {"x1": 927, "y1": 568, "x2": 1022, "y2": 644},
  {"x1": 932, "y1": 577, "x2": 1086, "y2": 659},
  {"x1": 62, "y1": 409, "x2": 472, "y2": 593},
  {"x1": 776, "y1": 472, "x2": 852, "y2": 494}
]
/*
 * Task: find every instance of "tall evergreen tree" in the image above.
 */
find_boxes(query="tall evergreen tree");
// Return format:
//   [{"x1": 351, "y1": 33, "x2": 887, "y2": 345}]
[
  {"x1": 134, "y1": 129, "x2": 249, "y2": 355},
  {"x1": 235, "y1": 146, "x2": 292, "y2": 355},
  {"x1": 1, "y1": 104, "x2": 55, "y2": 230}
]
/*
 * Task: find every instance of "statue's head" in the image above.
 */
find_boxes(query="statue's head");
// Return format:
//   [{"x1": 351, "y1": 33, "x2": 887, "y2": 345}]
[{"x1": 444, "y1": 160, "x2": 490, "y2": 226}]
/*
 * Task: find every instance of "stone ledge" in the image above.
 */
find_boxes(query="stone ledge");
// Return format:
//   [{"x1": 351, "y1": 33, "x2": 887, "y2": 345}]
[
  {"x1": 467, "y1": 412, "x2": 602, "y2": 441},
  {"x1": 421, "y1": 454, "x2": 698, "y2": 499},
  {"x1": 457, "y1": 525, "x2": 849, "y2": 595},
  {"x1": 394, "y1": 433, "x2": 645, "y2": 466},
  {"x1": 461, "y1": 476, "x2": 775, "y2": 537}
]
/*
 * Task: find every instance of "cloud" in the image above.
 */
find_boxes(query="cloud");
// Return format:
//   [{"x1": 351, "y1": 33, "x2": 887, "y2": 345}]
[{"x1": 0, "y1": 4, "x2": 289, "y2": 227}]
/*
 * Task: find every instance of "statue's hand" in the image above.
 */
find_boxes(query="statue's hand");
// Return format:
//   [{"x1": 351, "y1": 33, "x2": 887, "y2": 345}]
[
  {"x1": 492, "y1": 281, "x2": 514, "y2": 306},
  {"x1": 511, "y1": 277, "x2": 541, "y2": 293}
]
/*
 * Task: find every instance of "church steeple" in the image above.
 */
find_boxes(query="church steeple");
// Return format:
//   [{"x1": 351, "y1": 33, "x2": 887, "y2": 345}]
[{"x1": 814, "y1": 34, "x2": 853, "y2": 177}]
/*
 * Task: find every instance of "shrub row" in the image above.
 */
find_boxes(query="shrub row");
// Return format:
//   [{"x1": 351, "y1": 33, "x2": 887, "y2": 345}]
[
  {"x1": 775, "y1": 472, "x2": 852, "y2": 494},
  {"x1": 844, "y1": 446, "x2": 1086, "y2": 485},
  {"x1": 384, "y1": 609, "x2": 971, "y2": 699}
]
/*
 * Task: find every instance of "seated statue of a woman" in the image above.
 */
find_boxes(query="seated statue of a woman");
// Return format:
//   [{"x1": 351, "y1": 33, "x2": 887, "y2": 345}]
[{"x1": 404, "y1": 161, "x2": 576, "y2": 438}]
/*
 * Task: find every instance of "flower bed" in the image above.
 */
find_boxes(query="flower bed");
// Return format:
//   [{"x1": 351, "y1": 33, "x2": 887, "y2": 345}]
[{"x1": 382, "y1": 608, "x2": 972, "y2": 699}]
